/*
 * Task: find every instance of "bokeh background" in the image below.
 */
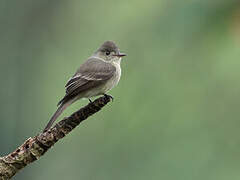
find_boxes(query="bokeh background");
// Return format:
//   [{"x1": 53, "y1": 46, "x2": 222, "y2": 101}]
[{"x1": 1, "y1": 0, "x2": 240, "y2": 179}]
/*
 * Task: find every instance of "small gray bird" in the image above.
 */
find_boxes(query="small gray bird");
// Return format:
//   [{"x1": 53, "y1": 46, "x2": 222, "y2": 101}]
[{"x1": 43, "y1": 41, "x2": 126, "y2": 132}]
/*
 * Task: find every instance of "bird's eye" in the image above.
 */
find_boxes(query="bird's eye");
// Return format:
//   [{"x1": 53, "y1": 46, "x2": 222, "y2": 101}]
[{"x1": 106, "y1": 51, "x2": 110, "y2": 56}]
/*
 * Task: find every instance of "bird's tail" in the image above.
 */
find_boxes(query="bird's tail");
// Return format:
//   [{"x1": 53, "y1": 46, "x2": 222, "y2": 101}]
[{"x1": 43, "y1": 102, "x2": 70, "y2": 132}]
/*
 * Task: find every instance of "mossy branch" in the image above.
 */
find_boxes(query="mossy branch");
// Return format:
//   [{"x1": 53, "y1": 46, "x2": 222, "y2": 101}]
[{"x1": 0, "y1": 96, "x2": 111, "y2": 180}]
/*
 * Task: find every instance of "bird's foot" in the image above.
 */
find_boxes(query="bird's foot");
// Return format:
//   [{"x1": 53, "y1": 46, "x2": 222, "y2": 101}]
[
  {"x1": 104, "y1": 94, "x2": 114, "y2": 101},
  {"x1": 88, "y1": 98, "x2": 92, "y2": 103}
]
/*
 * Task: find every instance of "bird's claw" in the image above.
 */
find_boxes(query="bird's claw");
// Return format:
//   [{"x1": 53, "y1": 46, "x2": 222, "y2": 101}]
[{"x1": 104, "y1": 94, "x2": 114, "y2": 101}]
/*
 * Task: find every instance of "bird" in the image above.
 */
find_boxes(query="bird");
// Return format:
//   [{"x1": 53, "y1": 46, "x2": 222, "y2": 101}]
[{"x1": 43, "y1": 41, "x2": 126, "y2": 132}]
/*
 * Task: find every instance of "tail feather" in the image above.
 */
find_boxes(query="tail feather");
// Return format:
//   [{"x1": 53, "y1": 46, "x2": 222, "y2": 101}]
[{"x1": 43, "y1": 103, "x2": 69, "y2": 132}]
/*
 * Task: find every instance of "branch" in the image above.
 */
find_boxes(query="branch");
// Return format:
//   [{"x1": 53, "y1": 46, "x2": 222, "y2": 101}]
[{"x1": 0, "y1": 96, "x2": 111, "y2": 180}]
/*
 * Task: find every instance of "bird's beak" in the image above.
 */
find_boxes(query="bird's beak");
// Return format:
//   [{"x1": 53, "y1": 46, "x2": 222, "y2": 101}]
[{"x1": 114, "y1": 52, "x2": 126, "y2": 57}]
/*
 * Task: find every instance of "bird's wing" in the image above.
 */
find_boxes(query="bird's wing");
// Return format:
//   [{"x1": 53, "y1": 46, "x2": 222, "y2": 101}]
[{"x1": 58, "y1": 58, "x2": 116, "y2": 105}]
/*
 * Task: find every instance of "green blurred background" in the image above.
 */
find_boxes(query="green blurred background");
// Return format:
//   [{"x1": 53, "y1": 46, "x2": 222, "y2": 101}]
[{"x1": 1, "y1": 0, "x2": 240, "y2": 179}]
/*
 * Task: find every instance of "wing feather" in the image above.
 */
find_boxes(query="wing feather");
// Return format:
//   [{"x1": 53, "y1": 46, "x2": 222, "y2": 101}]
[{"x1": 58, "y1": 58, "x2": 115, "y2": 105}]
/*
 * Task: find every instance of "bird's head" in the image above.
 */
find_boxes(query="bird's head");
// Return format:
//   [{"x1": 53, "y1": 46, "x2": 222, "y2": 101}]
[{"x1": 94, "y1": 41, "x2": 126, "y2": 62}]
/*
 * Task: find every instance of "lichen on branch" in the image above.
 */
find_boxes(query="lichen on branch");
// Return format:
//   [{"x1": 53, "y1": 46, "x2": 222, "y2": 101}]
[{"x1": 0, "y1": 95, "x2": 111, "y2": 180}]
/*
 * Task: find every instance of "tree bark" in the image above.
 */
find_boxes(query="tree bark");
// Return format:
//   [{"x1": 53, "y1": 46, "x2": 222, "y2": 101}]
[{"x1": 0, "y1": 96, "x2": 111, "y2": 180}]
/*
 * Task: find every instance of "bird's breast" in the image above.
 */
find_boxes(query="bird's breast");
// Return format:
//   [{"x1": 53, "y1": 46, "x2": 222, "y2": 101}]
[{"x1": 101, "y1": 62, "x2": 121, "y2": 93}]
